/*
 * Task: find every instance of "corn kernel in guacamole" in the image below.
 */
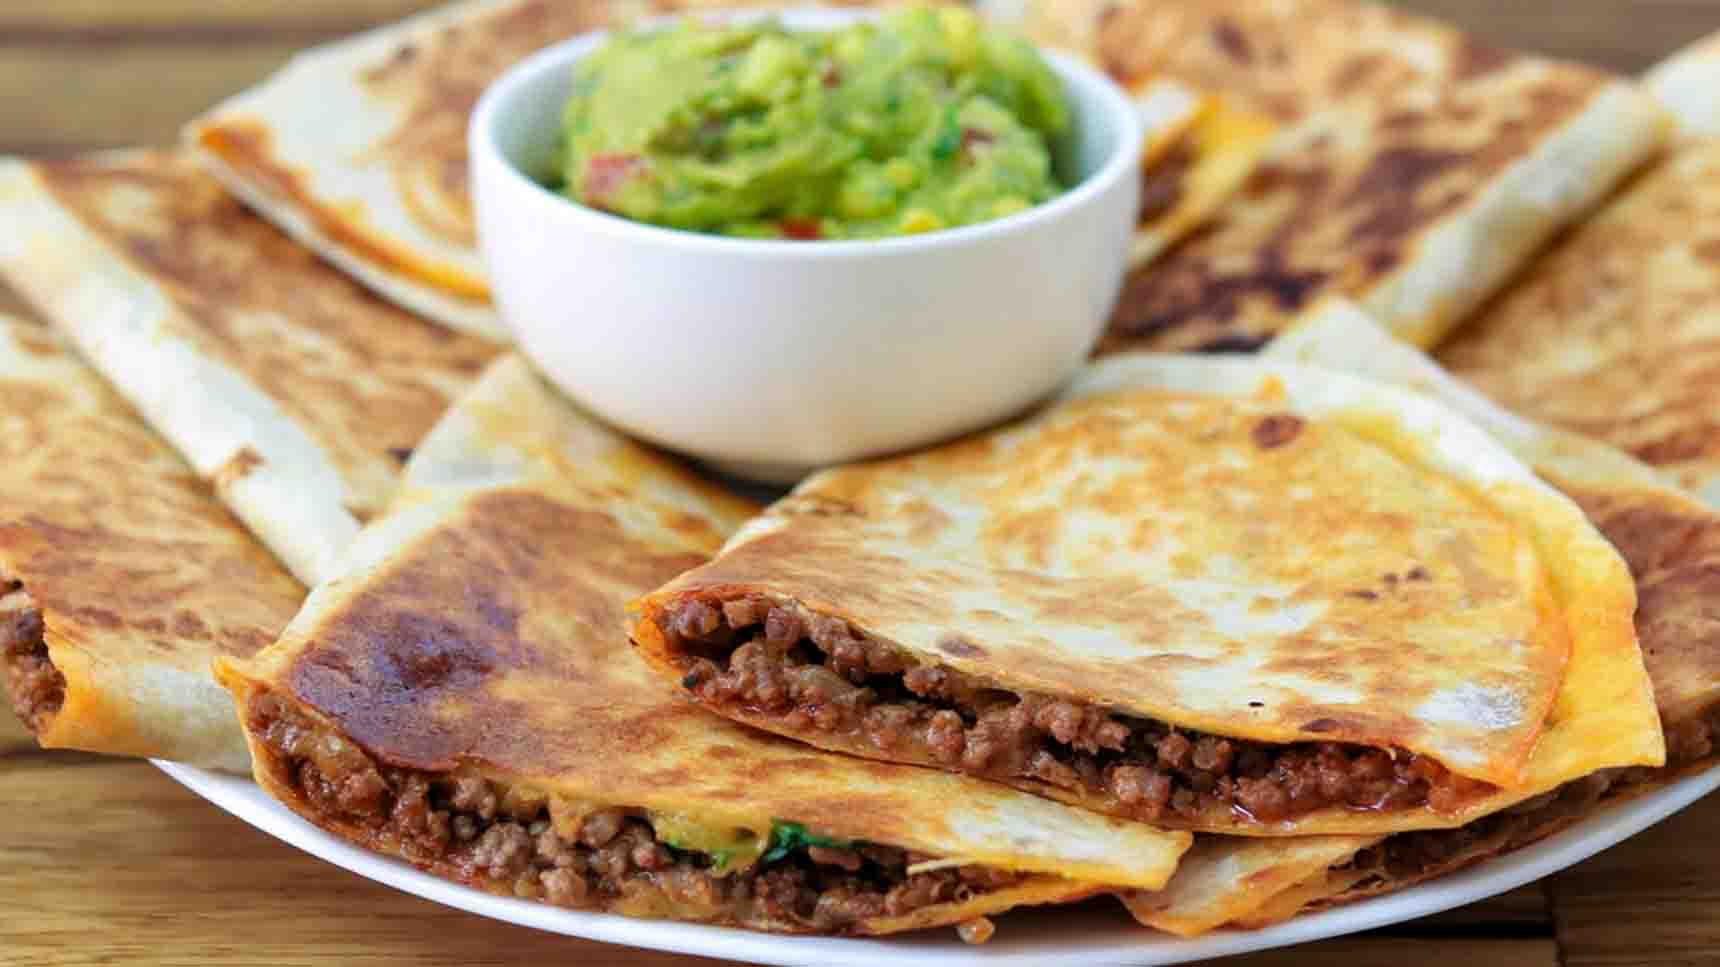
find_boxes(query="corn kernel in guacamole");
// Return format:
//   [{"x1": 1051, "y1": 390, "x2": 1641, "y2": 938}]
[{"x1": 559, "y1": 7, "x2": 1071, "y2": 239}]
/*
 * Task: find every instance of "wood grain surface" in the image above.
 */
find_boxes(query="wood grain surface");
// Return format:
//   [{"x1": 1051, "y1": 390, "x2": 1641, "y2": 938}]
[{"x1": 3, "y1": 2, "x2": 1719, "y2": 966}]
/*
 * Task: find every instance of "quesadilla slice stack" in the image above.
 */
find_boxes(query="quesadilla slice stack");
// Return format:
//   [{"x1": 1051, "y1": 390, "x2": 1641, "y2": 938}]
[
  {"x1": 1033, "y1": 0, "x2": 1666, "y2": 353},
  {"x1": 1125, "y1": 82, "x2": 1277, "y2": 271},
  {"x1": 0, "y1": 151, "x2": 498, "y2": 585},
  {"x1": 1115, "y1": 301, "x2": 1720, "y2": 936},
  {"x1": 215, "y1": 355, "x2": 1190, "y2": 938},
  {"x1": 0, "y1": 314, "x2": 303, "y2": 771},
  {"x1": 633, "y1": 353, "x2": 1663, "y2": 836},
  {"x1": 1436, "y1": 117, "x2": 1720, "y2": 502}
]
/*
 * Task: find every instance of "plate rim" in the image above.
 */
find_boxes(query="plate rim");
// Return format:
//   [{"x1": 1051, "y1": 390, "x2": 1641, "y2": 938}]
[{"x1": 154, "y1": 759, "x2": 1719, "y2": 966}]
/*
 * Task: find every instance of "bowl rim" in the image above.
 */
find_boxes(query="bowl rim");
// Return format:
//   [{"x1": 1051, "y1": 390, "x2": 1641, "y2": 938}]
[{"x1": 468, "y1": 4, "x2": 1146, "y2": 260}]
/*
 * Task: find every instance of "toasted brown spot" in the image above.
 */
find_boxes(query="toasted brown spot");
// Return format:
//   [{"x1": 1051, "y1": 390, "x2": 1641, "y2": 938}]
[
  {"x1": 1252, "y1": 413, "x2": 1305, "y2": 449},
  {"x1": 1211, "y1": 18, "x2": 1252, "y2": 62},
  {"x1": 214, "y1": 446, "x2": 265, "y2": 490},
  {"x1": 937, "y1": 636, "x2": 987, "y2": 659},
  {"x1": 1302, "y1": 718, "x2": 1344, "y2": 733}
]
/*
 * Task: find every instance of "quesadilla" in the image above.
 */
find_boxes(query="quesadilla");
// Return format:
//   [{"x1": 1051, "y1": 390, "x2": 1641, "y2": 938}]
[
  {"x1": 1027, "y1": 0, "x2": 1666, "y2": 353},
  {"x1": 1118, "y1": 301, "x2": 1720, "y2": 936},
  {"x1": 0, "y1": 151, "x2": 498, "y2": 585},
  {"x1": 632, "y1": 353, "x2": 1663, "y2": 836},
  {"x1": 1645, "y1": 29, "x2": 1720, "y2": 140},
  {"x1": 1126, "y1": 82, "x2": 1277, "y2": 271},
  {"x1": 185, "y1": 0, "x2": 926, "y2": 338},
  {"x1": 1436, "y1": 140, "x2": 1720, "y2": 507},
  {"x1": 0, "y1": 314, "x2": 303, "y2": 771},
  {"x1": 214, "y1": 354, "x2": 1191, "y2": 938}
]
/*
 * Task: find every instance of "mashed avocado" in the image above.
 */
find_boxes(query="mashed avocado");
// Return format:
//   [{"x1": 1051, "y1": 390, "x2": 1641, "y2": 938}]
[{"x1": 559, "y1": 6, "x2": 1071, "y2": 239}]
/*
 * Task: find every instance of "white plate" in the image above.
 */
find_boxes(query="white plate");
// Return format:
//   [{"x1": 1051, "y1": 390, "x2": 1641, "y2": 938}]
[{"x1": 156, "y1": 759, "x2": 1718, "y2": 965}]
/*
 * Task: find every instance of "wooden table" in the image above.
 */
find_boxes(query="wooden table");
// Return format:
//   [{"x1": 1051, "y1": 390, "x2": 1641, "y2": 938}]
[{"x1": 4, "y1": 2, "x2": 1720, "y2": 965}]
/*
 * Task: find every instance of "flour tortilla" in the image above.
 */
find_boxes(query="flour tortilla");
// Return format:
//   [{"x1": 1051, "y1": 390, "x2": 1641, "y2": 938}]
[
  {"x1": 1433, "y1": 38, "x2": 1720, "y2": 503},
  {"x1": 1126, "y1": 81, "x2": 1276, "y2": 272},
  {"x1": 1436, "y1": 140, "x2": 1720, "y2": 507},
  {"x1": 0, "y1": 315, "x2": 302, "y2": 771},
  {"x1": 0, "y1": 151, "x2": 498, "y2": 586},
  {"x1": 1645, "y1": 29, "x2": 1720, "y2": 140},
  {"x1": 185, "y1": 0, "x2": 958, "y2": 338},
  {"x1": 216, "y1": 355, "x2": 1190, "y2": 937},
  {"x1": 634, "y1": 352, "x2": 1660, "y2": 835},
  {"x1": 1040, "y1": 0, "x2": 1666, "y2": 353},
  {"x1": 1127, "y1": 300, "x2": 1720, "y2": 933}
]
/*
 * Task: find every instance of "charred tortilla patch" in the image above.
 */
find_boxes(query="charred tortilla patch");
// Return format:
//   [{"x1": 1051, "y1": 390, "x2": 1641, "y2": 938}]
[{"x1": 1252, "y1": 413, "x2": 1305, "y2": 448}]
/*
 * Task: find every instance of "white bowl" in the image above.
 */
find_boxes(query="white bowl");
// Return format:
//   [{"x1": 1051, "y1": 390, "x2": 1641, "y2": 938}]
[{"x1": 470, "y1": 6, "x2": 1143, "y2": 481}]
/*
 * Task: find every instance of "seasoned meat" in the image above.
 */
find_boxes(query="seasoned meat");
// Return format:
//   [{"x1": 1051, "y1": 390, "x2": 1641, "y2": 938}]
[
  {"x1": 668, "y1": 595, "x2": 1496, "y2": 827},
  {"x1": 2, "y1": 581, "x2": 61, "y2": 733},
  {"x1": 246, "y1": 694, "x2": 1021, "y2": 937}
]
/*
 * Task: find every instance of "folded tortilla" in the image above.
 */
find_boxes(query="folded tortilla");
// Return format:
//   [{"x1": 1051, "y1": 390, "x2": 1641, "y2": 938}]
[
  {"x1": 185, "y1": 0, "x2": 942, "y2": 338},
  {"x1": 1126, "y1": 82, "x2": 1276, "y2": 273},
  {"x1": 1120, "y1": 301, "x2": 1720, "y2": 935},
  {"x1": 1645, "y1": 29, "x2": 1720, "y2": 140},
  {"x1": 0, "y1": 315, "x2": 303, "y2": 771},
  {"x1": 0, "y1": 151, "x2": 499, "y2": 585},
  {"x1": 633, "y1": 353, "x2": 1661, "y2": 836},
  {"x1": 215, "y1": 354, "x2": 1190, "y2": 938},
  {"x1": 1028, "y1": 0, "x2": 1666, "y2": 353},
  {"x1": 1436, "y1": 138, "x2": 1720, "y2": 506}
]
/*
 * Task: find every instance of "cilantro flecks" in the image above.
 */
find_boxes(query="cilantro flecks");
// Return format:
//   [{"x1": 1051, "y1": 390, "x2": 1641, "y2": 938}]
[{"x1": 761, "y1": 820, "x2": 851, "y2": 863}]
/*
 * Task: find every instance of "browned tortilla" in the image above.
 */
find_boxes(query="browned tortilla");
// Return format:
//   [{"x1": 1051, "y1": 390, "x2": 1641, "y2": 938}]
[
  {"x1": 1027, "y1": 0, "x2": 1665, "y2": 354},
  {"x1": 0, "y1": 151, "x2": 499, "y2": 584},
  {"x1": 216, "y1": 355, "x2": 1189, "y2": 938},
  {"x1": 0, "y1": 315, "x2": 302, "y2": 771}
]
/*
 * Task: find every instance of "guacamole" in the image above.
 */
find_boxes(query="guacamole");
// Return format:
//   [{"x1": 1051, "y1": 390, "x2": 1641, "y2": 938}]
[{"x1": 559, "y1": 6, "x2": 1071, "y2": 239}]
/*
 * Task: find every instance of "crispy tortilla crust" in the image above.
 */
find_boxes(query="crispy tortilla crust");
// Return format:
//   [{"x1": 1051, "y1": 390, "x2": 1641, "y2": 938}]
[
  {"x1": 197, "y1": 122, "x2": 490, "y2": 301},
  {"x1": 233, "y1": 684, "x2": 1085, "y2": 937},
  {"x1": 0, "y1": 315, "x2": 304, "y2": 770},
  {"x1": 1128, "y1": 92, "x2": 1277, "y2": 271},
  {"x1": 635, "y1": 355, "x2": 1660, "y2": 836},
  {"x1": 1172, "y1": 303, "x2": 1719, "y2": 934},
  {"x1": 219, "y1": 355, "x2": 1188, "y2": 938},
  {"x1": 1069, "y1": 0, "x2": 1663, "y2": 353},
  {"x1": 1438, "y1": 143, "x2": 1720, "y2": 503}
]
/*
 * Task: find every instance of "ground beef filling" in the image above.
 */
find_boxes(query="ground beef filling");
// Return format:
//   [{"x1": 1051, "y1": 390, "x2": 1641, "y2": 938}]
[
  {"x1": 247, "y1": 694, "x2": 1021, "y2": 935},
  {"x1": 668, "y1": 598, "x2": 1492, "y2": 826},
  {"x1": 1, "y1": 580, "x2": 61, "y2": 734},
  {"x1": 1331, "y1": 708, "x2": 1720, "y2": 891}
]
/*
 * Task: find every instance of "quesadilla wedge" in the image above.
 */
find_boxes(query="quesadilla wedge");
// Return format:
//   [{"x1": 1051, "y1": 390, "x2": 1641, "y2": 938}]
[
  {"x1": 1645, "y1": 29, "x2": 1720, "y2": 140},
  {"x1": 184, "y1": 0, "x2": 934, "y2": 337},
  {"x1": 0, "y1": 151, "x2": 498, "y2": 585},
  {"x1": 633, "y1": 353, "x2": 1662, "y2": 836},
  {"x1": 0, "y1": 314, "x2": 302, "y2": 771},
  {"x1": 1118, "y1": 301, "x2": 1720, "y2": 935},
  {"x1": 1436, "y1": 138, "x2": 1720, "y2": 506},
  {"x1": 1126, "y1": 82, "x2": 1276, "y2": 272},
  {"x1": 1029, "y1": 0, "x2": 1666, "y2": 353},
  {"x1": 214, "y1": 354, "x2": 1191, "y2": 938}
]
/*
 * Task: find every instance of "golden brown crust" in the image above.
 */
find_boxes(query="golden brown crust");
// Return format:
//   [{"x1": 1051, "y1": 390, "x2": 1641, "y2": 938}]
[
  {"x1": 31, "y1": 151, "x2": 499, "y2": 522},
  {"x1": 1440, "y1": 144, "x2": 1720, "y2": 498},
  {"x1": 1068, "y1": 0, "x2": 1640, "y2": 354},
  {"x1": 0, "y1": 318, "x2": 302, "y2": 768}
]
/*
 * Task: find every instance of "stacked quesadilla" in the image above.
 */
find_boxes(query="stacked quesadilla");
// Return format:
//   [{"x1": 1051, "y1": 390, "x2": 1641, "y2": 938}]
[
  {"x1": 633, "y1": 354, "x2": 1663, "y2": 839},
  {"x1": 1114, "y1": 301, "x2": 1720, "y2": 935},
  {"x1": 0, "y1": 151, "x2": 498, "y2": 584},
  {"x1": 1022, "y1": 0, "x2": 1667, "y2": 353},
  {"x1": 1432, "y1": 39, "x2": 1720, "y2": 504},
  {"x1": 2, "y1": 0, "x2": 1716, "y2": 948},
  {"x1": 0, "y1": 314, "x2": 303, "y2": 771},
  {"x1": 214, "y1": 355, "x2": 1192, "y2": 936}
]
